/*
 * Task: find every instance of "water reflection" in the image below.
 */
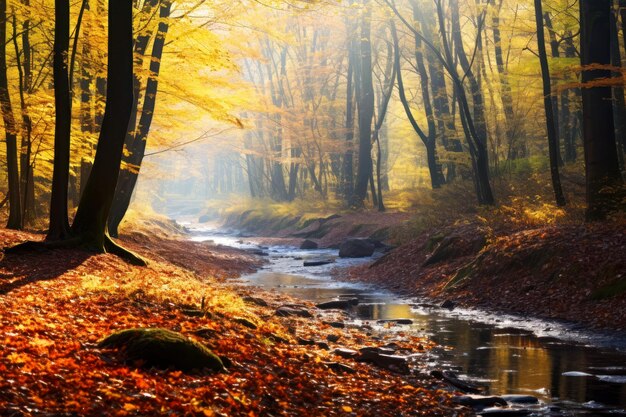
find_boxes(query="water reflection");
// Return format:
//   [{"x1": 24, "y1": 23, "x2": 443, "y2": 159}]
[{"x1": 191, "y1": 227, "x2": 626, "y2": 413}]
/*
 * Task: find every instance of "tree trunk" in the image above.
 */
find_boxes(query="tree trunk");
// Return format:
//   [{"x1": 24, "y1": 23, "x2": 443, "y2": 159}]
[
  {"x1": 610, "y1": 5, "x2": 626, "y2": 169},
  {"x1": 352, "y1": 0, "x2": 374, "y2": 206},
  {"x1": 48, "y1": 0, "x2": 72, "y2": 239},
  {"x1": 71, "y1": 0, "x2": 139, "y2": 259},
  {"x1": 580, "y1": 0, "x2": 624, "y2": 219},
  {"x1": 534, "y1": 0, "x2": 566, "y2": 206},
  {"x1": 0, "y1": 0, "x2": 22, "y2": 229},
  {"x1": 108, "y1": 0, "x2": 170, "y2": 237}
]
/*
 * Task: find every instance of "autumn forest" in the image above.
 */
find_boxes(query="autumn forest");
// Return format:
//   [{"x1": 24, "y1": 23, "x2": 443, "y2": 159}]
[{"x1": 0, "y1": 0, "x2": 625, "y2": 416}]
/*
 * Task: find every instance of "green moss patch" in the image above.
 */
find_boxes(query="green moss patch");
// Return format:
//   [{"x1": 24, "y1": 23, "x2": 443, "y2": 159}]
[{"x1": 98, "y1": 328, "x2": 224, "y2": 372}]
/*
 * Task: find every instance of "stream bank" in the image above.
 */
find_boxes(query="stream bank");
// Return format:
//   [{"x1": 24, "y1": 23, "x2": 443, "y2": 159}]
[{"x1": 185, "y1": 222, "x2": 626, "y2": 417}]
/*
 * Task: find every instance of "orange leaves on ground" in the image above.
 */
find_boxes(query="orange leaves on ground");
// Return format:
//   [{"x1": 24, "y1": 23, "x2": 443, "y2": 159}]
[{"x1": 0, "y1": 228, "x2": 466, "y2": 416}]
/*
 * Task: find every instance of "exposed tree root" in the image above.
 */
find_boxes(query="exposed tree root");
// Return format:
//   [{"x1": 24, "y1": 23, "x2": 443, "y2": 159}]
[
  {"x1": 4, "y1": 235, "x2": 147, "y2": 267},
  {"x1": 104, "y1": 235, "x2": 147, "y2": 266}
]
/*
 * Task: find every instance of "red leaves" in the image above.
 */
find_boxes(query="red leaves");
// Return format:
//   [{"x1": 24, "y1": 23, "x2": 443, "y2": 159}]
[{"x1": 0, "y1": 228, "x2": 466, "y2": 416}]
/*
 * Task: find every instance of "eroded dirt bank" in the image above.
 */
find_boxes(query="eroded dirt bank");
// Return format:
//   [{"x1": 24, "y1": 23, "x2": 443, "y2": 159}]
[{"x1": 342, "y1": 221, "x2": 626, "y2": 332}]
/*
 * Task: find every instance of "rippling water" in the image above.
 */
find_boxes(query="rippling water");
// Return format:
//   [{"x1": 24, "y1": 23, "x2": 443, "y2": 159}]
[{"x1": 186, "y1": 223, "x2": 626, "y2": 415}]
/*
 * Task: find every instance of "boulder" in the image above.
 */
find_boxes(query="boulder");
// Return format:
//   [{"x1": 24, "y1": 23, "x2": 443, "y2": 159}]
[
  {"x1": 338, "y1": 239, "x2": 375, "y2": 258},
  {"x1": 479, "y1": 409, "x2": 532, "y2": 416},
  {"x1": 300, "y1": 239, "x2": 319, "y2": 250},
  {"x1": 98, "y1": 328, "x2": 224, "y2": 372}
]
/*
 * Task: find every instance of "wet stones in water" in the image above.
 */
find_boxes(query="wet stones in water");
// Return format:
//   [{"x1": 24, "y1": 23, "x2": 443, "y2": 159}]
[
  {"x1": 376, "y1": 318, "x2": 413, "y2": 325},
  {"x1": 300, "y1": 239, "x2": 318, "y2": 250},
  {"x1": 453, "y1": 395, "x2": 507, "y2": 408},
  {"x1": 431, "y1": 370, "x2": 483, "y2": 394},
  {"x1": 478, "y1": 409, "x2": 532, "y2": 416},
  {"x1": 440, "y1": 300, "x2": 456, "y2": 310},
  {"x1": 275, "y1": 305, "x2": 313, "y2": 318},
  {"x1": 356, "y1": 350, "x2": 409, "y2": 373},
  {"x1": 246, "y1": 248, "x2": 269, "y2": 256},
  {"x1": 338, "y1": 238, "x2": 375, "y2": 258},
  {"x1": 303, "y1": 259, "x2": 334, "y2": 267},
  {"x1": 500, "y1": 395, "x2": 539, "y2": 405},
  {"x1": 316, "y1": 298, "x2": 359, "y2": 310},
  {"x1": 242, "y1": 296, "x2": 269, "y2": 307},
  {"x1": 98, "y1": 328, "x2": 224, "y2": 372}
]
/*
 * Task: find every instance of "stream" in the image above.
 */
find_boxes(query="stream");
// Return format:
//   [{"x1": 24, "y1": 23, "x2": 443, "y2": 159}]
[{"x1": 186, "y1": 223, "x2": 626, "y2": 416}]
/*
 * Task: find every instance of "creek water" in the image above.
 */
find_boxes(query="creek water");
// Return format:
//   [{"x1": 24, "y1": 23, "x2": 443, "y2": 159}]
[{"x1": 187, "y1": 224, "x2": 626, "y2": 416}]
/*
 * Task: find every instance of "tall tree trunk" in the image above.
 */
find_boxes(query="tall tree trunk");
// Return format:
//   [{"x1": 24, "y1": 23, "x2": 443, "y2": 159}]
[
  {"x1": 71, "y1": 0, "x2": 141, "y2": 262},
  {"x1": 610, "y1": 5, "x2": 626, "y2": 169},
  {"x1": 342, "y1": 37, "x2": 355, "y2": 200},
  {"x1": 14, "y1": 9, "x2": 35, "y2": 225},
  {"x1": 48, "y1": 0, "x2": 72, "y2": 240},
  {"x1": 580, "y1": 0, "x2": 624, "y2": 219},
  {"x1": 352, "y1": 0, "x2": 374, "y2": 206},
  {"x1": 108, "y1": 0, "x2": 171, "y2": 237},
  {"x1": 534, "y1": 0, "x2": 566, "y2": 206},
  {"x1": 0, "y1": 0, "x2": 22, "y2": 229}
]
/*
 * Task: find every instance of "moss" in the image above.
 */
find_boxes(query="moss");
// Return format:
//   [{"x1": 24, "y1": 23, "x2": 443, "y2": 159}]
[{"x1": 98, "y1": 328, "x2": 224, "y2": 372}]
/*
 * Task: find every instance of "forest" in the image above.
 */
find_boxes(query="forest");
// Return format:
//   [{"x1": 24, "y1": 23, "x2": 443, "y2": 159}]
[{"x1": 0, "y1": 0, "x2": 625, "y2": 416}]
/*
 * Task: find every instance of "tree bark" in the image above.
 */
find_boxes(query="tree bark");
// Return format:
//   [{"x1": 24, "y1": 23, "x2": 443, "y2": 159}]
[
  {"x1": 352, "y1": 0, "x2": 375, "y2": 206},
  {"x1": 108, "y1": 0, "x2": 170, "y2": 237},
  {"x1": 0, "y1": 0, "x2": 22, "y2": 229},
  {"x1": 71, "y1": 0, "x2": 143, "y2": 265},
  {"x1": 534, "y1": 0, "x2": 566, "y2": 206},
  {"x1": 48, "y1": 0, "x2": 72, "y2": 240},
  {"x1": 580, "y1": 0, "x2": 624, "y2": 219}
]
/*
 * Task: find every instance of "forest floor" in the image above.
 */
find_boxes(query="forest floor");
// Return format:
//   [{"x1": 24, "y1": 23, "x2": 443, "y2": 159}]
[{"x1": 0, "y1": 218, "x2": 469, "y2": 416}]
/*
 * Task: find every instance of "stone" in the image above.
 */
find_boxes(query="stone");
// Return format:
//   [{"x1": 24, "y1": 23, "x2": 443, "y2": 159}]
[
  {"x1": 324, "y1": 321, "x2": 346, "y2": 329},
  {"x1": 98, "y1": 328, "x2": 224, "y2": 372},
  {"x1": 316, "y1": 299, "x2": 359, "y2": 310},
  {"x1": 453, "y1": 395, "x2": 507, "y2": 408},
  {"x1": 303, "y1": 259, "x2": 334, "y2": 267},
  {"x1": 326, "y1": 334, "x2": 341, "y2": 343},
  {"x1": 334, "y1": 348, "x2": 359, "y2": 359},
  {"x1": 500, "y1": 395, "x2": 539, "y2": 405},
  {"x1": 479, "y1": 408, "x2": 532, "y2": 416},
  {"x1": 242, "y1": 296, "x2": 269, "y2": 307},
  {"x1": 440, "y1": 300, "x2": 456, "y2": 310},
  {"x1": 300, "y1": 239, "x2": 319, "y2": 250},
  {"x1": 376, "y1": 319, "x2": 413, "y2": 325},
  {"x1": 338, "y1": 239, "x2": 375, "y2": 258},
  {"x1": 275, "y1": 305, "x2": 313, "y2": 318}
]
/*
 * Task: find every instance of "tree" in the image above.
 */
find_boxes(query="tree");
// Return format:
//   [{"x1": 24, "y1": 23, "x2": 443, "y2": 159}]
[
  {"x1": 579, "y1": 0, "x2": 624, "y2": 219},
  {"x1": 108, "y1": 0, "x2": 170, "y2": 237},
  {"x1": 47, "y1": 0, "x2": 72, "y2": 240},
  {"x1": 352, "y1": 0, "x2": 375, "y2": 207},
  {"x1": 0, "y1": 0, "x2": 22, "y2": 229},
  {"x1": 534, "y1": 0, "x2": 566, "y2": 206}
]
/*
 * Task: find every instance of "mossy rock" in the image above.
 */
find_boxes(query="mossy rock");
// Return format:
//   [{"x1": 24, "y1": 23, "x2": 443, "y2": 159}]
[{"x1": 98, "y1": 328, "x2": 224, "y2": 372}]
